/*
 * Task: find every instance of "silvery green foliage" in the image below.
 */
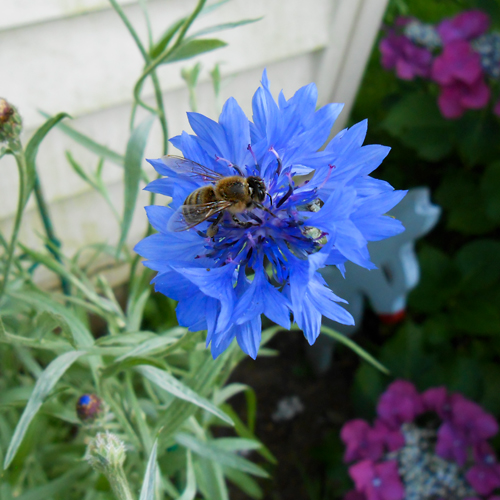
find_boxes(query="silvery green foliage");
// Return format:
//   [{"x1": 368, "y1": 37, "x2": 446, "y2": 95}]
[{"x1": 0, "y1": 1, "x2": 273, "y2": 499}]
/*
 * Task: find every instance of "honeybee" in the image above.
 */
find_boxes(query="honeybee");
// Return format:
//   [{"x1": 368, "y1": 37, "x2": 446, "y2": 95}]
[{"x1": 164, "y1": 155, "x2": 272, "y2": 237}]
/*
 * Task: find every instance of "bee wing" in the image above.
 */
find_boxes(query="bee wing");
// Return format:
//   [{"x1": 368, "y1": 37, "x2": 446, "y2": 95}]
[
  {"x1": 167, "y1": 200, "x2": 232, "y2": 232},
  {"x1": 162, "y1": 155, "x2": 224, "y2": 182}
]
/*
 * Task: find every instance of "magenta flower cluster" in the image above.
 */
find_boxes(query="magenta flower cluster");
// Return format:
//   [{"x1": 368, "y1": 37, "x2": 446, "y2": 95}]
[
  {"x1": 341, "y1": 380, "x2": 500, "y2": 500},
  {"x1": 379, "y1": 10, "x2": 500, "y2": 119}
]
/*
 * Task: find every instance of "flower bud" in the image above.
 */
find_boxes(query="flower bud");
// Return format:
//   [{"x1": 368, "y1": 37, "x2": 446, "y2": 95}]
[
  {"x1": 85, "y1": 431, "x2": 126, "y2": 473},
  {"x1": 0, "y1": 99, "x2": 22, "y2": 144},
  {"x1": 76, "y1": 394, "x2": 102, "y2": 422}
]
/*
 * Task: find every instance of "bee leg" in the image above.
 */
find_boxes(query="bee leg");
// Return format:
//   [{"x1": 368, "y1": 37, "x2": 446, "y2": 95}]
[
  {"x1": 254, "y1": 202, "x2": 277, "y2": 217},
  {"x1": 207, "y1": 212, "x2": 223, "y2": 238},
  {"x1": 231, "y1": 215, "x2": 253, "y2": 229}
]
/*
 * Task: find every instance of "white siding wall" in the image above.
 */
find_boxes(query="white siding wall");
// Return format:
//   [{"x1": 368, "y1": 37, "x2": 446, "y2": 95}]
[{"x1": 1, "y1": 0, "x2": 388, "y2": 286}]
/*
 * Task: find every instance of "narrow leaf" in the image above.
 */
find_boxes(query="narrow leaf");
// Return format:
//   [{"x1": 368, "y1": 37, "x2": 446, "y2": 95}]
[
  {"x1": 39, "y1": 110, "x2": 125, "y2": 166},
  {"x1": 118, "y1": 115, "x2": 155, "y2": 252},
  {"x1": 25, "y1": 113, "x2": 70, "y2": 199},
  {"x1": 176, "y1": 433, "x2": 268, "y2": 478},
  {"x1": 151, "y1": 18, "x2": 185, "y2": 58},
  {"x1": 3, "y1": 350, "x2": 84, "y2": 469},
  {"x1": 116, "y1": 329, "x2": 187, "y2": 362},
  {"x1": 188, "y1": 18, "x2": 262, "y2": 39},
  {"x1": 177, "y1": 451, "x2": 196, "y2": 500},
  {"x1": 320, "y1": 325, "x2": 390, "y2": 374},
  {"x1": 164, "y1": 39, "x2": 227, "y2": 63},
  {"x1": 139, "y1": 439, "x2": 158, "y2": 500},
  {"x1": 136, "y1": 365, "x2": 233, "y2": 425}
]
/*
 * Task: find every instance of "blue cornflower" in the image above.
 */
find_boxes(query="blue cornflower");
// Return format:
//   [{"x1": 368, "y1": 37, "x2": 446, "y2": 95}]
[{"x1": 135, "y1": 70, "x2": 406, "y2": 359}]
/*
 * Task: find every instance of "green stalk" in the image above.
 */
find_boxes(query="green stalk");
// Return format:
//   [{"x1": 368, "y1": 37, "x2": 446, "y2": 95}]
[
  {"x1": 0, "y1": 148, "x2": 27, "y2": 301},
  {"x1": 33, "y1": 176, "x2": 71, "y2": 295}
]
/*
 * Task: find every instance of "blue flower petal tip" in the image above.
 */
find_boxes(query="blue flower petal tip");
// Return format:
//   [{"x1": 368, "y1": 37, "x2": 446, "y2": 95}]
[{"x1": 136, "y1": 70, "x2": 406, "y2": 358}]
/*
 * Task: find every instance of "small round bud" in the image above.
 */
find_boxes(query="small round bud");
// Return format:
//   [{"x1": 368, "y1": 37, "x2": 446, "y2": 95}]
[
  {"x1": 85, "y1": 431, "x2": 126, "y2": 473},
  {"x1": 0, "y1": 98, "x2": 22, "y2": 144},
  {"x1": 76, "y1": 394, "x2": 102, "y2": 422}
]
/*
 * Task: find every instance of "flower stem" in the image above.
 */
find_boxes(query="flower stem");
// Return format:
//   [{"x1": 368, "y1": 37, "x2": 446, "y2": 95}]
[
  {"x1": 0, "y1": 147, "x2": 27, "y2": 301},
  {"x1": 107, "y1": 468, "x2": 135, "y2": 500},
  {"x1": 33, "y1": 176, "x2": 71, "y2": 295}
]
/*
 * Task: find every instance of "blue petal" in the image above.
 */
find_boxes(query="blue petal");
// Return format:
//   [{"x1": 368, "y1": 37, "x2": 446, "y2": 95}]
[
  {"x1": 236, "y1": 316, "x2": 262, "y2": 359},
  {"x1": 144, "y1": 205, "x2": 172, "y2": 233},
  {"x1": 325, "y1": 119, "x2": 367, "y2": 154},
  {"x1": 218, "y1": 97, "x2": 252, "y2": 167},
  {"x1": 179, "y1": 264, "x2": 237, "y2": 333},
  {"x1": 187, "y1": 112, "x2": 231, "y2": 160},
  {"x1": 355, "y1": 215, "x2": 406, "y2": 241},
  {"x1": 353, "y1": 189, "x2": 407, "y2": 218},
  {"x1": 232, "y1": 266, "x2": 291, "y2": 329}
]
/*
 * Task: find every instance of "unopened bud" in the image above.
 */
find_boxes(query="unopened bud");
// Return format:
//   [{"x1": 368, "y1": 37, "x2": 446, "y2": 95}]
[
  {"x1": 85, "y1": 432, "x2": 134, "y2": 500},
  {"x1": 85, "y1": 431, "x2": 126, "y2": 473},
  {"x1": 0, "y1": 99, "x2": 22, "y2": 144},
  {"x1": 76, "y1": 394, "x2": 102, "y2": 422}
]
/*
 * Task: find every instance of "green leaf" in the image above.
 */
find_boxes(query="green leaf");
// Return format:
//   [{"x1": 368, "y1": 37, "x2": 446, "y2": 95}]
[
  {"x1": 139, "y1": 439, "x2": 158, "y2": 500},
  {"x1": 211, "y1": 438, "x2": 261, "y2": 453},
  {"x1": 381, "y1": 92, "x2": 454, "y2": 161},
  {"x1": 320, "y1": 325, "x2": 389, "y2": 374},
  {"x1": 176, "y1": 433, "x2": 268, "y2": 477},
  {"x1": 408, "y1": 245, "x2": 458, "y2": 313},
  {"x1": 151, "y1": 18, "x2": 185, "y2": 58},
  {"x1": 187, "y1": 18, "x2": 262, "y2": 38},
  {"x1": 165, "y1": 38, "x2": 227, "y2": 63},
  {"x1": 118, "y1": 114, "x2": 155, "y2": 252},
  {"x1": 39, "y1": 110, "x2": 124, "y2": 166},
  {"x1": 177, "y1": 450, "x2": 197, "y2": 500},
  {"x1": 3, "y1": 350, "x2": 84, "y2": 469},
  {"x1": 455, "y1": 239, "x2": 500, "y2": 293},
  {"x1": 116, "y1": 328, "x2": 187, "y2": 362},
  {"x1": 435, "y1": 172, "x2": 495, "y2": 234},
  {"x1": 224, "y1": 468, "x2": 263, "y2": 500},
  {"x1": 136, "y1": 365, "x2": 233, "y2": 425},
  {"x1": 7, "y1": 290, "x2": 94, "y2": 348},
  {"x1": 16, "y1": 465, "x2": 87, "y2": 500},
  {"x1": 25, "y1": 112, "x2": 70, "y2": 200},
  {"x1": 481, "y1": 161, "x2": 500, "y2": 224}
]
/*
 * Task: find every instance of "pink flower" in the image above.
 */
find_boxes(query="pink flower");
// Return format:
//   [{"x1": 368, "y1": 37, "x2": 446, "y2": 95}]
[
  {"x1": 437, "y1": 79, "x2": 491, "y2": 118},
  {"x1": 438, "y1": 10, "x2": 490, "y2": 44},
  {"x1": 376, "y1": 380, "x2": 424, "y2": 429},
  {"x1": 341, "y1": 419, "x2": 385, "y2": 463},
  {"x1": 421, "y1": 386, "x2": 449, "y2": 415},
  {"x1": 465, "y1": 441, "x2": 500, "y2": 496},
  {"x1": 432, "y1": 40, "x2": 490, "y2": 118},
  {"x1": 435, "y1": 422, "x2": 469, "y2": 466},
  {"x1": 344, "y1": 490, "x2": 367, "y2": 500},
  {"x1": 349, "y1": 460, "x2": 405, "y2": 500},
  {"x1": 450, "y1": 394, "x2": 498, "y2": 443},
  {"x1": 494, "y1": 99, "x2": 500, "y2": 117},
  {"x1": 373, "y1": 420, "x2": 405, "y2": 452},
  {"x1": 432, "y1": 40, "x2": 483, "y2": 86},
  {"x1": 379, "y1": 33, "x2": 433, "y2": 80}
]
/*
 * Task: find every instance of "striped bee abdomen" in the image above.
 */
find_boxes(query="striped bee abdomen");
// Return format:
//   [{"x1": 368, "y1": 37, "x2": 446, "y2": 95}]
[{"x1": 182, "y1": 185, "x2": 217, "y2": 224}]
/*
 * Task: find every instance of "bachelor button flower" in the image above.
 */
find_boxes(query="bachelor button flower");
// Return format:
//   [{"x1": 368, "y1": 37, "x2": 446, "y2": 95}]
[{"x1": 135, "y1": 70, "x2": 406, "y2": 359}]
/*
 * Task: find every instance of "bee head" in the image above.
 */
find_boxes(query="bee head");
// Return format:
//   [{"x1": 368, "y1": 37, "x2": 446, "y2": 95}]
[{"x1": 247, "y1": 176, "x2": 267, "y2": 202}]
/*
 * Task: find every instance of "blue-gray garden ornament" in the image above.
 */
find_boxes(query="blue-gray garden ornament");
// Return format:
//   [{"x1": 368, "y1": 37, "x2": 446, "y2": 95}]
[{"x1": 309, "y1": 187, "x2": 441, "y2": 373}]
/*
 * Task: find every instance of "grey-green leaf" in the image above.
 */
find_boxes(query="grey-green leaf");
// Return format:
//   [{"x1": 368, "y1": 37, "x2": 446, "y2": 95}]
[
  {"x1": 187, "y1": 18, "x2": 262, "y2": 39},
  {"x1": 39, "y1": 110, "x2": 124, "y2": 166},
  {"x1": 320, "y1": 325, "x2": 390, "y2": 374},
  {"x1": 3, "y1": 350, "x2": 85, "y2": 469},
  {"x1": 177, "y1": 450, "x2": 196, "y2": 500},
  {"x1": 136, "y1": 365, "x2": 233, "y2": 425},
  {"x1": 118, "y1": 114, "x2": 155, "y2": 252},
  {"x1": 139, "y1": 439, "x2": 158, "y2": 500},
  {"x1": 25, "y1": 112, "x2": 70, "y2": 201},
  {"x1": 165, "y1": 39, "x2": 227, "y2": 63},
  {"x1": 176, "y1": 433, "x2": 268, "y2": 478}
]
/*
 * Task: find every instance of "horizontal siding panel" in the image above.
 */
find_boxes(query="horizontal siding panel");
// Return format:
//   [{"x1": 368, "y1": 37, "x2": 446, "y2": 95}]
[{"x1": 2, "y1": 0, "x2": 332, "y2": 130}]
